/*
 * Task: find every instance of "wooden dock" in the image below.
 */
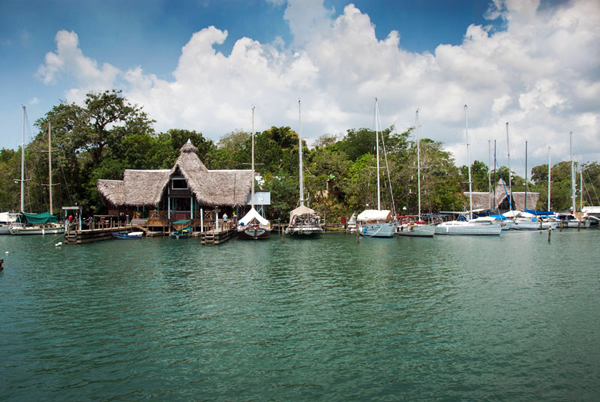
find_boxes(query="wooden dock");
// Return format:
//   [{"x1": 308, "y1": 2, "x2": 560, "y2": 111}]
[
  {"x1": 64, "y1": 226, "x2": 130, "y2": 244},
  {"x1": 198, "y1": 228, "x2": 236, "y2": 245}
]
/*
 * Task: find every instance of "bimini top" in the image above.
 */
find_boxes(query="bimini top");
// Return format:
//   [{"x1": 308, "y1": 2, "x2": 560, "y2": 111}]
[
  {"x1": 357, "y1": 210, "x2": 393, "y2": 222},
  {"x1": 239, "y1": 207, "x2": 269, "y2": 226},
  {"x1": 288, "y1": 205, "x2": 317, "y2": 225}
]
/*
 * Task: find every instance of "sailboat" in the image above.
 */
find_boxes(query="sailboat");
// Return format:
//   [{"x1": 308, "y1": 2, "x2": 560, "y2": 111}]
[
  {"x1": 357, "y1": 99, "x2": 397, "y2": 238},
  {"x1": 9, "y1": 107, "x2": 64, "y2": 235},
  {"x1": 285, "y1": 100, "x2": 323, "y2": 238},
  {"x1": 397, "y1": 109, "x2": 435, "y2": 237},
  {"x1": 237, "y1": 107, "x2": 271, "y2": 240},
  {"x1": 558, "y1": 132, "x2": 591, "y2": 228},
  {"x1": 435, "y1": 105, "x2": 501, "y2": 236}
]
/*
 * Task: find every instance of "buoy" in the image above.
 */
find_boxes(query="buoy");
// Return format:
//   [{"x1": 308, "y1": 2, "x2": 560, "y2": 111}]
[{"x1": 4, "y1": 251, "x2": 8, "y2": 255}]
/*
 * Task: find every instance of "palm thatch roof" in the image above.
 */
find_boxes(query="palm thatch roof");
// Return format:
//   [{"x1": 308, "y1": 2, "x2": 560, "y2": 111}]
[
  {"x1": 467, "y1": 182, "x2": 539, "y2": 211},
  {"x1": 97, "y1": 141, "x2": 253, "y2": 208}
]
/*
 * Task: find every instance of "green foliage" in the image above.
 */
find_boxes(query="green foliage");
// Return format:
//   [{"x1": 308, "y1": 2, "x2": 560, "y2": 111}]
[{"x1": 3, "y1": 90, "x2": 596, "y2": 218}]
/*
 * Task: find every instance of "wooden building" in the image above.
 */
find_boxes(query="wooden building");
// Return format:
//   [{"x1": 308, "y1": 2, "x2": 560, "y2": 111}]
[{"x1": 97, "y1": 140, "x2": 252, "y2": 231}]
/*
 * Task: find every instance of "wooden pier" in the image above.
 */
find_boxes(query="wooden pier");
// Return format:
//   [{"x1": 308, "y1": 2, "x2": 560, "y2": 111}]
[
  {"x1": 64, "y1": 226, "x2": 131, "y2": 244},
  {"x1": 198, "y1": 228, "x2": 236, "y2": 245}
]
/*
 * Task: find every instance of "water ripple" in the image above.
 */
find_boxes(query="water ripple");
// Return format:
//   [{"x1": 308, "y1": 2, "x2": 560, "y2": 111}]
[{"x1": 1, "y1": 231, "x2": 600, "y2": 401}]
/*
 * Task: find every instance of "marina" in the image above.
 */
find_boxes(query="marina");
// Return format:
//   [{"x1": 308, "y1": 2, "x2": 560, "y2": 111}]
[{"x1": 1, "y1": 230, "x2": 599, "y2": 400}]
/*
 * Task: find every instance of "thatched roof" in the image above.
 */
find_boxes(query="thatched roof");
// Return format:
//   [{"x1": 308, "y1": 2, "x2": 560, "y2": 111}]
[
  {"x1": 467, "y1": 182, "x2": 539, "y2": 211},
  {"x1": 98, "y1": 141, "x2": 253, "y2": 208}
]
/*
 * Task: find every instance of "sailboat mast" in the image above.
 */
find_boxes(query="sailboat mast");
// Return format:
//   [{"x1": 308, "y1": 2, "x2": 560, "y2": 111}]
[
  {"x1": 494, "y1": 140, "x2": 497, "y2": 211},
  {"x1": 21, "y1": 105, "x2": 26, "y2": 213},
  {"x1": 548, "y1": 146, "x2": 551, "y2": 211},
  {"x1": 488, "y1": 140, "x2": 492, "y2": 210},
  {"x1": 465, "y1": 105, "x2": 473, "y2": 220},
  {"x1": 251, "y1": 107, "x2": 255, "y2": 210},
  {"x1": 570, "y1": 131, "x2": 575, "y2": 214},
  {"x1": 524, "y1": 141, "x2": 528, "y2": 211},
  {"x1": 48, "y1": 121, "x2": 53, "y2": 214},
  {"x1": 580, "y1": 167, "x2": 583, "y2": 212},
  {"x1": 298, "y1": 100, "x2": 304, "y2": 207},
  {"x1": 416, "y1": 109, "x2": 421, "y2": 220},
  {"x1": 375, "y1": 98, "x2": 381, "y2": 211},
  {"x1": 506, "y1": 122, "x2": 512, "y2": 210}
]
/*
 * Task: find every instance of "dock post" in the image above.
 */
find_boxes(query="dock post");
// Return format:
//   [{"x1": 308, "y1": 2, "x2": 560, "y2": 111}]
[
  {"x1": 578, "y1": 220, "x2": 581, "y2": 232},
  {"x1": 0, "y1": 259, "x2": 3, "y2": 270},
  {"x1": 548, "y1": 228, "x2": 551, "y2": 243},
  {"x1": 356, "y1": 226, "x2": 360, "y2": 244},
  {"x1": 282, "y1": 226, "x2": 285, "y2": 243}
]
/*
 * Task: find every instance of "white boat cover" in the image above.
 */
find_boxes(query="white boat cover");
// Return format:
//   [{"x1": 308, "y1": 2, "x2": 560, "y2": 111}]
[
  {"x1": 239, "y1": 207, "x2": 269, "y2": 226},
  {"x1": 0, "y1": 212, "x2": 18, "y2": 223},
  {"x1": 357, "y1": 210, "x2": 393, "y2": 222},
  {"x1": 502, "y1": 210, "x2": 522, "y2": 218},
  {"x1": 288, "y1": 205, "x2": 316, "y2": 225}
]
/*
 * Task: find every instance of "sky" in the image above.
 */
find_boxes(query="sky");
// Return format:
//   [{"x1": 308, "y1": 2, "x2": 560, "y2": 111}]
[{"x1": 1, "y1": 0, "x2": 599, "y2": 178}]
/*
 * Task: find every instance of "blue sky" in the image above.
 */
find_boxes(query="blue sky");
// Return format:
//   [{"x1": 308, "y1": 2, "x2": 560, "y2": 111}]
[{"x1": 1, "y1": 0, "x2": 598, "y2": 175}]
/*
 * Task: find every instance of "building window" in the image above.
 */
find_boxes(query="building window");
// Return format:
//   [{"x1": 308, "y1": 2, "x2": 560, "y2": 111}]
[{"x1": 172, "y1": 178, "x2": 188, "y2": 190}]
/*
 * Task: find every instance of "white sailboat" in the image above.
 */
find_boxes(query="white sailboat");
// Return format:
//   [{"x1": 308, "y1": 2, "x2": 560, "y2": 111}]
[
  {"x1": 237, "y1": 107, "x2": 271, "y2": 240},
  {"x1": 358, "y1": 99, "x2": 397, "y2": 238},
  {"x1": 397, "y1": 109, "x2": 435, "y2": 237},
  {"x1": 560, "y1": 132, "x2": 590, "y2": 228},
  {"x1": 285, "y1": 100, "x2": 323, "y2": 238},
  {"x1": 9, "y1": 107, "x2": 64, "y2": 235},
  {"x1": 435, "y1": 105, "x2": 501, "y2": 236}
]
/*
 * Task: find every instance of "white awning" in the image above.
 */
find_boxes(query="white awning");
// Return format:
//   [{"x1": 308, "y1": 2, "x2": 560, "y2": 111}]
[
  {"x1": 288, "y1": 205, "x2": 317, "y2": 225},
  {"x1": 239, "y1": 207, "x2": 269, "y2": 226},
  {"x1": 357, "y1": 210, "x2": 393, "y2": 222}
]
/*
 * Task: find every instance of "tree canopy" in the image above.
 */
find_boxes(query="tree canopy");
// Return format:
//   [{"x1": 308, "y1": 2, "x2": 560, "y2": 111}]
[{"x1": 1, "y1": 90, "x2": 598, "y2": 220}]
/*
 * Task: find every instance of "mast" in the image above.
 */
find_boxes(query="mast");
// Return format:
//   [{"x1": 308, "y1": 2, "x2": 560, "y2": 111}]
[
  {"x1": 48, "y1": 121, "x2": 53, "y2": 214},
  {"x1": 251, "y1": 107, "x2": 255, "y2": 210},
  {"x1": 375, "y1": 98, "x2": 381, "y2": 211},
  {"x1": 298, "y1": 100, "x2": 304, "y2": 207},
  {"x1": 416, "y1": 109, "x2": 421, "y2": 220},
  {"x1": 506, "y1": 122, "x2": 512, "y2": 211},
  {"x1": 494, "y1": 140, "x2": 497, "y2": 211},
  {"x1": 524, "y1": 140, "x2": 528, "y2": 211},
  {"x1": 580, "y1": 166, "x2": 583, "y2": 212},
  {"x1": 465, "y1": 105, "x2": 473, "y2": 220},
  {"x1": 20, "y1": 106, "x2": 26, "y2": 213},
  {"x1": 488, "y1": 140, "x2": 492, "y2": 210},
  {"x1": 548, "y1": 146, "x2": 551, "y2": 211},
  {"x1": 571, "y1": 131, "x2": 575, "y2": 214}
]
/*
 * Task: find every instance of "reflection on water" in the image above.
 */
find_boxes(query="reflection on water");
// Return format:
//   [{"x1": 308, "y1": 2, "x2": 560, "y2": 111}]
[{"x1": 1, "y1": 231, "x2": 600, "y2": 401}]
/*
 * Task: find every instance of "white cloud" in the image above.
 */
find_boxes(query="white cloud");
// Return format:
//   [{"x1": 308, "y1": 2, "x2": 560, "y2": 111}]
[{"x1": 36, "y1": 0, "x2": 600, "y2": 174}]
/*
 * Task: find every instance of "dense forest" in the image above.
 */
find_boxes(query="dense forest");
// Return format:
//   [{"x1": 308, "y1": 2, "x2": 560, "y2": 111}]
[{"x1": 1, "y1": 90, "x2": 599, "y2": 222}]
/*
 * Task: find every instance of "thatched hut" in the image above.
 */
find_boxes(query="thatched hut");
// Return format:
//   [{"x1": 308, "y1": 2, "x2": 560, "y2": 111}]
[
  {"x1": 97, "y1": 141, "x2": 253, "y2": 228},
  {"x1": 466, "y1": 181, "x2": 539, "y2": 212}
]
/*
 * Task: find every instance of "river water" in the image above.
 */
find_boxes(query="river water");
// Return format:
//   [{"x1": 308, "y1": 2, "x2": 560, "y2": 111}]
[{"x1": 1, "y1": 230, "x2": 599, "y2": 401}]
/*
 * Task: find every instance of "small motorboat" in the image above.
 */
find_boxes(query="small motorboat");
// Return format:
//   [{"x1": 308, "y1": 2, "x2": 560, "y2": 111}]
[
  {"x1": 113, "y1": 231, "x2": 143, "y2": 239},
  {"x1": 170, "y1": 227, "x2": 192, "y2": 239}
]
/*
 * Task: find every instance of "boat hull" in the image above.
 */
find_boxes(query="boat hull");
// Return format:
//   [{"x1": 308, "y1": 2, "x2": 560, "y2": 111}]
[
  {"x1": 237, "y1": 226, "x2": 271, "y2": 240},
  {"x1": 396, "y1": 224, "x2": 435, "y2": 237},
  {"x1": 285, "y1": 225, "x2": 324, "y2": 237},
  {"x1": 9, "y1": 225, "x2": 65, "y2": 235},
  {"x1": 435, "y1": 221, "x2": 501, "y2": 236},
  {"x1": 358, "y1": 222, "x2": 397, "y2": 238}
]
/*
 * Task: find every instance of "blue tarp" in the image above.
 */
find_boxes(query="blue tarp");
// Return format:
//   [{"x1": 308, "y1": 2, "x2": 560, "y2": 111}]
[
  {"x1": 491, "y1": 214, "x2": 507, "y2": 220},
  {"x1": 525, "y1": 209, "x2": 554, "y2": 216}
]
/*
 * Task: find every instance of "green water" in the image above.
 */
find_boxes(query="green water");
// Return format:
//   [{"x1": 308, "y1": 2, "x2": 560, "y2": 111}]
[{"x1": 1, "y1": 231, "x2": 599, "y2": 401}]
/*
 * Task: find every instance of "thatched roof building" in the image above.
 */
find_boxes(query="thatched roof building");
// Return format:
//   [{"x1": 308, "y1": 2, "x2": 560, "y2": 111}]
[
  {"x1": 467, "y1": 182, "x2": 539, "y2": 212},
  {"x1": 97, "y1": 141, "x2": 253, "y2": 209}
]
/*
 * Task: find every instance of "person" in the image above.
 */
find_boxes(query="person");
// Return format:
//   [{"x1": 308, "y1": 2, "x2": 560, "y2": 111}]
[{"x1": 223, "y1": 213, "x2": 228, "y2": 223}]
